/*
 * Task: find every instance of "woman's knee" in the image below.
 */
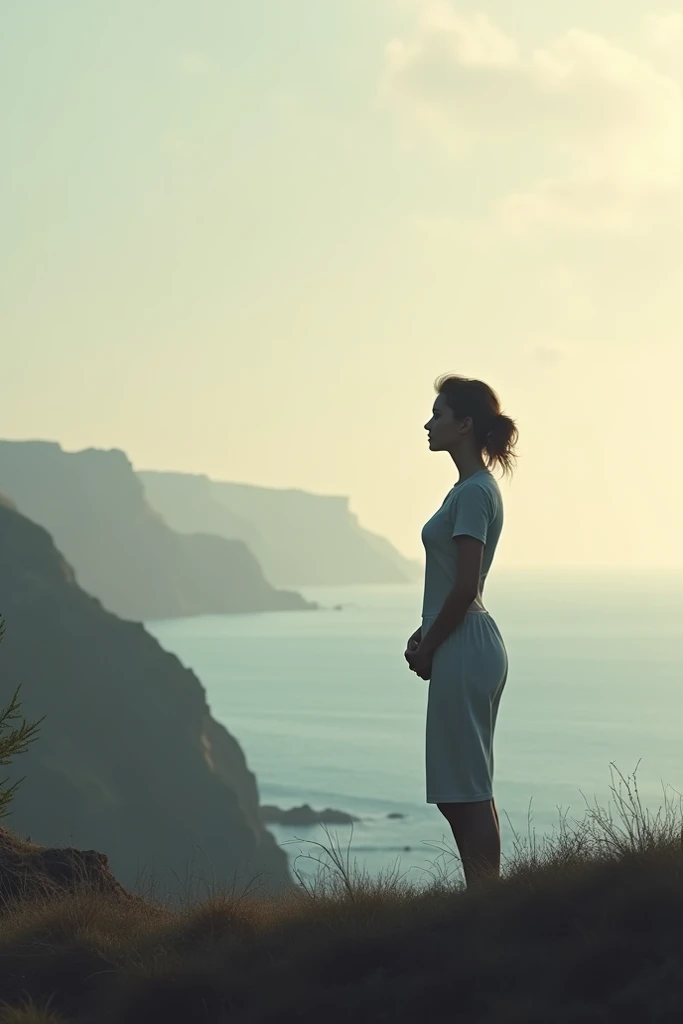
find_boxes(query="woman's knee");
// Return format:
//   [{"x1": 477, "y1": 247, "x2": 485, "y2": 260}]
[
  {"x1": 437, "y1": 799, "x2": 493, "y2": 824},
  {"x1": 436, "y1": 801, "x2": 466, "y2": 824}
]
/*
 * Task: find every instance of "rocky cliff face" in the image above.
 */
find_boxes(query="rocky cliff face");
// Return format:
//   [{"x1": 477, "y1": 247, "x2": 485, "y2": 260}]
[
  {"x1": 0, "y1": 441, "x2": 313, "y2": 621},
  {"x1": 139, "y1": 471, "x2": 422, "y2": 586},
  {"x1": 0, "y1": 500, "x2": 291, "y2": 900}
]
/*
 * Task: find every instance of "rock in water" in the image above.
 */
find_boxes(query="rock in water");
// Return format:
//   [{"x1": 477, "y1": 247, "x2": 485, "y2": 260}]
[{"x1": 260, "y1": 804, "x2": 359, "y2": 826}]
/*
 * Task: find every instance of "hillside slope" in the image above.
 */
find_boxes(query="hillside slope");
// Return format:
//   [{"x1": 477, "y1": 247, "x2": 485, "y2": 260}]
[
  {"x1": 0, "y1": 497, "x2": 291, "y2": 899},
  {"x1": 139, "y1": 470, "x2": 422, "y2": 586},
  {"x1": 0, "y1": 441, "x2": 313, "y2": 621}
]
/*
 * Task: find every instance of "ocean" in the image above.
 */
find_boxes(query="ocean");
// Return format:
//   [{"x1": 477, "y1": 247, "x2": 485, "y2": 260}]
[{"x1": 147, "y1": 570, "x2": 683, "y2": 885}]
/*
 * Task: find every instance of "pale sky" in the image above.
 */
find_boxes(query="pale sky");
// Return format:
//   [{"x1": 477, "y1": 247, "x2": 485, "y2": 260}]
[{"x1": 2, "y1": 1, "x2": 683, "y2": 567}]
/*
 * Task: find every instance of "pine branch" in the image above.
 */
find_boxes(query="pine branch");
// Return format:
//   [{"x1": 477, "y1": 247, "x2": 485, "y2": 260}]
[{"x1": 0, "y1": 616, "x2": 44, "y2": 819}]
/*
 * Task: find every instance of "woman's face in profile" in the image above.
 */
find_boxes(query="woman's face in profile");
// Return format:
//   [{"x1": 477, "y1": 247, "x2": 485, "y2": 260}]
[{"x1": 425, "y1": 393, "x2": 467, "y2": 452}]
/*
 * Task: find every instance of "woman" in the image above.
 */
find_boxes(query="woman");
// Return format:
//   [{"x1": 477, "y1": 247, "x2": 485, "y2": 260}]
[{"x1": 405, "y1": 374, "x2": 518, "y2": 887}]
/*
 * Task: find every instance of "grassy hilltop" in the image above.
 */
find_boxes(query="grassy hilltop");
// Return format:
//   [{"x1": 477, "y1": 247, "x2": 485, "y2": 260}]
[{"x1": 0, "y1": 768, "x2": 681, "y2": 1024}]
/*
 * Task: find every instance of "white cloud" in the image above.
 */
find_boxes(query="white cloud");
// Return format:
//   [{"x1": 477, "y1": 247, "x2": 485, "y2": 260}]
[
  {"x1": 403, "y1": 6, "x2": 519, "y2": 67},
  {"x1": 644, "y1": 11, "x2": 683, "y2": 52},
  {"x1": 381, "y1": 4, "x2": 683, "y2": 234}
]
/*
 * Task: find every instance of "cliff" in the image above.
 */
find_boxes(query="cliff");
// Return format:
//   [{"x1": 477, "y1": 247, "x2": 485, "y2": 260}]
[
  {"x1": 0, "y1": 500, "x2": 292, "y2": 899},
  {"x1": 139, "y1": 471, "x2": 422, "y2": 586},
  {"x1": 0, "y1": 441, "x2": 313, "y2": 621}
]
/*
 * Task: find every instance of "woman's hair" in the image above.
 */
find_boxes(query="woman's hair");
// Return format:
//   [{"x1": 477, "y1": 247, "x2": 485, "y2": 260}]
[{"x1": 434, "y1": 374, "x2": 519, "y2": 476}]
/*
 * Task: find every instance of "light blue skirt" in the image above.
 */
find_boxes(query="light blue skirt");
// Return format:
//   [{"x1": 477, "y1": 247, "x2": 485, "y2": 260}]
[{"x1": 422, "y1": 609, "x2": 508, "y2": 804}]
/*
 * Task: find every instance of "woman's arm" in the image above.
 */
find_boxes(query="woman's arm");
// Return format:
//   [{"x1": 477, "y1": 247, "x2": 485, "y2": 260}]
[{"x1": 417, "y1": 536, "x2": 484, "y2": 658}]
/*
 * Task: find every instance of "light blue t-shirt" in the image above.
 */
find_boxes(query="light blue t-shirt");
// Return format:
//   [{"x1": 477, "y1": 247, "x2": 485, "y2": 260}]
[{"x1": 420, "y1": 469, "x2": 504, "y2": 618}]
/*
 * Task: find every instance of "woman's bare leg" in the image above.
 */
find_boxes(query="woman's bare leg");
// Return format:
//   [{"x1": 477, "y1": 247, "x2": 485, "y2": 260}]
[{"x1": 437, "y1": 799, "x2": 501, "y2": 887}]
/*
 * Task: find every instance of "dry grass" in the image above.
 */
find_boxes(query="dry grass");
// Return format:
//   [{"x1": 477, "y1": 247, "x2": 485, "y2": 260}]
[
  {"x1": 0, "y1": 765, "x2": 681, "y2": 1024},
  {"x1": 0, "y1": 1000, "x2": 65, "y2": 1024}
]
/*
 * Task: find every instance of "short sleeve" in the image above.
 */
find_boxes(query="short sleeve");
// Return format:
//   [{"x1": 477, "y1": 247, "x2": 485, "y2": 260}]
[{"x1": 451, "y1": 483, "x2": 491, "y2": 544}]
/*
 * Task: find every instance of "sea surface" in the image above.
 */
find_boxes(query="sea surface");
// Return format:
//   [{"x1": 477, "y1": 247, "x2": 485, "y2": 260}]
[{"x1": 147, "y1": 570, "x2": 683, "y2": 885}]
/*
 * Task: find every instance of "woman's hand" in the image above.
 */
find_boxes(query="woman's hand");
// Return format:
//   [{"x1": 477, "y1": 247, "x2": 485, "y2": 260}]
[
  {"x1": 404, "y1": 626, "x2": 424, "y2": 677},
  {"x1": 405, "y1": 626, "x2": 422, "y2": 653},
  {"x1": 405, "y1": 644, "x2": 433, "y2": 681}
]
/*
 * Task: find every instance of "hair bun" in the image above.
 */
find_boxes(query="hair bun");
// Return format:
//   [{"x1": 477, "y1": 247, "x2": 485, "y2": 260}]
[{"x1": 486, "y1": 414, "x2": 501, "y2": 437}]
